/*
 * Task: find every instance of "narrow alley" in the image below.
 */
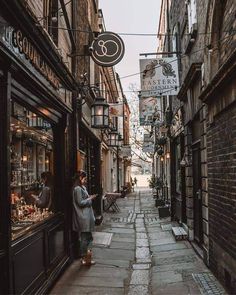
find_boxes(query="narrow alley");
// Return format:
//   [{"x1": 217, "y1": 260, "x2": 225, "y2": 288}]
[{"x1": 51, "y1": 189, "x2": 226, "y2": 295}]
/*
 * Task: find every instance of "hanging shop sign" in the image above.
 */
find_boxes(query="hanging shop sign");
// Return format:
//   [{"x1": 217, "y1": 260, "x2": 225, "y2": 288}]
[
  {"x1": 91, "y1": 32, "x2": 125, "y2": 67},
  {"x1": 11, "y1": 30, "x2": 60, "y2": 89},
  {"x1": 144, "y1": 133, "x2": 153, "y2": 143},
  {"x1": 109, "y1": 103, "x2": 123, "y2": 117},
  {"x1": 139, "y1": 57, "x2": 179, "y2": 97},
  {"x1": 120, "y1": 145, "x2": 132, "y2": 157},
  {"x1": 139, "y1": 96, "x2": 161, "y2": 126},
  {"x1": 142, "y1": 142, "x2": 154, "y2": 154}
]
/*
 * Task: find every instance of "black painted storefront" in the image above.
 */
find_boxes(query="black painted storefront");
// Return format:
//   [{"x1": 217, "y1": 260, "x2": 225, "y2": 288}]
[{"x1": 0, "y1": 6, "x2": 77, "y2": 294}]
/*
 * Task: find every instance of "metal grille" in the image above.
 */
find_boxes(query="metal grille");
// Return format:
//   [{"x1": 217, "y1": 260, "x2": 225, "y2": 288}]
[{"x1": 192, "y1": 273, "x2": 226, "y2": 295}]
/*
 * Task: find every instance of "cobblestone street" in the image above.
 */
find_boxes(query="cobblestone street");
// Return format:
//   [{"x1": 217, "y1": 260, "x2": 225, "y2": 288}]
[{"x1": 51, "y1": 189, "x2": 226, "y2": 295}]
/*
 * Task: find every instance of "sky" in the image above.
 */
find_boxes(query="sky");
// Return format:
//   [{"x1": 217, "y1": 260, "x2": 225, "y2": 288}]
[
  {"x1": 99, "y1": 1, "x2": 162, "y2": 161},
  {"x1": 99, "y1": 0, "x2": 162, "y2": 96}
]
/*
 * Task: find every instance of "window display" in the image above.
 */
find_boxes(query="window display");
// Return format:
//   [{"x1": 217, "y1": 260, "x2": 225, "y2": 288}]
[{"x1": 10, "y1": 102, "x2": 54, "y2": 240}]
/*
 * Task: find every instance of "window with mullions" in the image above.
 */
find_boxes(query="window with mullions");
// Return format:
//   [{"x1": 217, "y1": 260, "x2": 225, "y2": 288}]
[
  {"x1": 43, "y1": 0, "x2": 59, "y2": 45},
  {"x1": 10, "y1": 102, "x2": 55, "y2": 240},
  {"x1": 186, "y1": 0, "x2": 197, "y2": 34}
]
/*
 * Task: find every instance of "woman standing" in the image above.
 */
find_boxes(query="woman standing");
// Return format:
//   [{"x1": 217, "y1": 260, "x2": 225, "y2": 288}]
[{"x1": 72, "y1": 170, "x2": 97, "y2": 266}]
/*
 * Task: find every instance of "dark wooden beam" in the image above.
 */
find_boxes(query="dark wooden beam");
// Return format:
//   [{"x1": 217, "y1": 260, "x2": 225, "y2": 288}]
[{"x1": 59, "y1": 0, "x2": 76, "y2": 52}]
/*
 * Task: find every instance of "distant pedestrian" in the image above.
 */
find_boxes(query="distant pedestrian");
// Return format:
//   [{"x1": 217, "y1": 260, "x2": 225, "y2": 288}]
[
  {"x1": 134, "y1": 177, "x2": 138, "y2": 187},
  {"x1": 72, "y1": 170, "x2": 97, "y2": 266}
]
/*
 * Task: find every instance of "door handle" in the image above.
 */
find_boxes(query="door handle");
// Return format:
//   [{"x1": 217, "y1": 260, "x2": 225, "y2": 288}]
[{"x1": 196, "y1": 190, "x2": 201, "y2": 200}]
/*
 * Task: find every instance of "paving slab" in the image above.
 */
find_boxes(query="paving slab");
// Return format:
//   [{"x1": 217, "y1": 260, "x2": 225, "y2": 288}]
[
  {"x1": 150, "y1": 242, "x2": 188, "y2": 253},
  {"x1": 64, "y1": 276, "x2": 124, "y2": 288},
  {"x1": 132, "y1": 264, "x2": 151, "y2": 270},
  {"x1": 95, "y1": 258, "x2": 131, "y2": 268},
  {"x1": 153, "y1": 254, "x2": 198, "y2": 266},
  {"x1": 128, "y1": 285, "x2": 149, "y2": 295},
  {"x1": 78, "y1": 265, "x2": 129, "y2": 279},
  {"x1": 151, "y1": 281, "x2": 201, "y2": 295},
  {"x1": 152, "y1": 261, "x2": 207, "y2": 273},
  {"x1": 105, "y1": 223, "x2": 134, "y2": 229},
  {"x1": 110, "y1": 241, "x2": 135, "y2": 250},
  {"x1": 150, "y1": 238, "x2": 176, "y2": 246},
  {"x1": 136, "y1": 214, "x2": 144, "y2": 218},
  {"x1": 101, "y1": 227, "x2": 134, "y2": 234},
  {"x1": 136, "y1": 239, "x2": 149, "y2": 247},
  {"x1": 130, "y1": 270, "x2": 149, "y2": 285},
  {"x1": 93, "y1": 247, "x2": 134, "y2": 261},
  {"x1": 151, "y1": 270, "x2": 183, "y2": 286},
  {"x1": 151, "y1": 248, "x2": 196, "y2": 259},
  {"x1": 136, "y1": 233, "x2": 148, "y2": 239},
  {"x1": 51, "y1": 286, "x2": 124, "y2": 295},
  {"x1": 136, "y1": 247, "x2": 150, "y2": 260},
  {"x1": 149, "y1": 231, "x2": 174, "y2": 240},
  {"x1": 136, "y1": 227, "x2": 146, "y2": 233},
  {"x1": 112, "y1": 235, "x2": 135, "y2": 243},
  {"x1": 93, "y1": 232, "x2": 113, "y2": 247}
]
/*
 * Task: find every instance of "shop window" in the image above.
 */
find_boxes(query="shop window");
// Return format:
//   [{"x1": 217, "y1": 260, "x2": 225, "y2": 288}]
[
  {"x1": 186, "y1": 0, "x2": 197, "y2": 34},
  {"x1": 43, "y1": 0, "x2": 59, "y2": 45},
  {"x1": 10, "y1": 102, "x2": 55, "y2": 240}
]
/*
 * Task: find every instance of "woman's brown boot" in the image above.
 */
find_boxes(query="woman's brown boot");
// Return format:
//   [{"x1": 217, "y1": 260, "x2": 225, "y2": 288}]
[{"x1": 86, "y1": 250, "x2": 95, "y2": 265}]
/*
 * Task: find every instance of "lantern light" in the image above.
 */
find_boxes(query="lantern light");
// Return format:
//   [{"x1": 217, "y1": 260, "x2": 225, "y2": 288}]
[
  {"x1": 108, "y1": 131, "x2": 119, "y2": 147},
  {"x1": 91, "y1": 95, "x2": 109, "y2": 129}
]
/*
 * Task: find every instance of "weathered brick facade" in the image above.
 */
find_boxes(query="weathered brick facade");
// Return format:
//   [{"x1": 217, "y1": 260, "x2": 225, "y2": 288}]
[
  {"x1": 163, "y1": 0, "x2": 236, "y2": 291},
  {"x1": 200, "y1": 0, "x2": 236, "y2": 292}
]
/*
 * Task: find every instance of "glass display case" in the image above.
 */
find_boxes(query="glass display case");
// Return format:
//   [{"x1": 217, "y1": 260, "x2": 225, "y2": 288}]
[{"x1": 10, "y1": 102, "x2": 54, "y2": 240}]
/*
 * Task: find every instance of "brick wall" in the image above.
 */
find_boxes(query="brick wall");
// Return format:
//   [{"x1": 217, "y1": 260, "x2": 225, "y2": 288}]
[
  {"x1": 26, "y1": 0, "x2": 72, "y2": 72},
  {"x1": 207, "y1": 98, "x2": 236, "y2": 293}
]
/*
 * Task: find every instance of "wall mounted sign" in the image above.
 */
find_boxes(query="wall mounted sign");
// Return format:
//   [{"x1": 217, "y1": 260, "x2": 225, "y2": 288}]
[
  {"x1": 91, "y1": 32, "x2": 125, "y2": 67},
  {"x1": 109, "y1": 103, "x2": 123, "y2": 117},
  {"x1": 140, "y1": 57, "x2": 179, "y2": 97},
  {"x1": 139, "y1": 96, "x2": 162, "y2": 126},
  {"x1": 120, "y1": 145, "x2": 132, "y2": 157},
  {"x1": 12, "y1": 30, "x2": 60, "y2": 89}
]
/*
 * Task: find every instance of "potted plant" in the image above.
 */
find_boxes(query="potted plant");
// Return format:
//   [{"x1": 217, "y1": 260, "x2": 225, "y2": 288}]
[{"x1": 148, "y1": 176, "x2": 164, "y2": 207}]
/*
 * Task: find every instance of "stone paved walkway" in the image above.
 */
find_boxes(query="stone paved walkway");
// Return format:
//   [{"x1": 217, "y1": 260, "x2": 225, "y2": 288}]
[{"x1": 50, "y1": 189, "x2": 227, "y2": 295}]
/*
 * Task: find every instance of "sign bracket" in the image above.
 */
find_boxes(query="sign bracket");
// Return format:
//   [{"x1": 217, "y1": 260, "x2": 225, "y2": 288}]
[{"x1": 139, "y1": 51, "x2": 181, "y2": 56}]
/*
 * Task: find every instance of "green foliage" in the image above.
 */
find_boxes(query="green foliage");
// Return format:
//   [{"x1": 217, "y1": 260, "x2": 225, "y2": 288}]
[
  {"x1": 156, "y1": 137, "x2": 167, "y2": 146},
  {"x1": 148, "y1": 175, "x2": 163, "y2": 190}
]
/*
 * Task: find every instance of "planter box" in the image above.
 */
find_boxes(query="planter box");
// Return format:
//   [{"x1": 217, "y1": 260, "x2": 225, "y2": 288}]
[
  {"x1": 155, "y1": 199, "x2": 165, "y2": 207},
  {"x1": 158, "y1": 206, "x2": 170, "y2": 218}
]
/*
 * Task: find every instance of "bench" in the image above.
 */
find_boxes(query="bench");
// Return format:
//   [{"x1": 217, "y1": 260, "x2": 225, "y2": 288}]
[{"x1": 103, "y1": 192, "x2": 121, "y2": 212}]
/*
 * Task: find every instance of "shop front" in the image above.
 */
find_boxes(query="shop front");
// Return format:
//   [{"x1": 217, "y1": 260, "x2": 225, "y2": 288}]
[{"x1": 0, "y1": 14, "x2": 76, "y2": 294}]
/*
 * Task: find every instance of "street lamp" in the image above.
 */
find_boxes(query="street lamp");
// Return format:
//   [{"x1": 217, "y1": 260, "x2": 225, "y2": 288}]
[
  {"x1": 91, "y1": 94, "x2": 109, "y2": 129},
  {"x1": 107, "y1": 130, "x2": 119, "y2": 147}
]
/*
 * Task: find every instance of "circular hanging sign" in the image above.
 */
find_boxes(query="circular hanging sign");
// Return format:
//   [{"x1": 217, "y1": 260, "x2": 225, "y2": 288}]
[{"x1": 91, "y1": 32, "x2": 125, "y2": 67}]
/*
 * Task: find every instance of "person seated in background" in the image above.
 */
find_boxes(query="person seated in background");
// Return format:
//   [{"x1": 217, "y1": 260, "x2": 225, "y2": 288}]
[{"x1": 31, "y1": 171, "x2": 53, "y2": 210}]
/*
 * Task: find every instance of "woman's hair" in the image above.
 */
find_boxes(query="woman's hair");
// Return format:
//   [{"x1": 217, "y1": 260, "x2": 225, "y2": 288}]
[
  {"x1": 72, "y1": 170, "x2": 87, "y2": 187},
  {"x1": 41, "y1": 171, "x2": 53, "y2": 186}
]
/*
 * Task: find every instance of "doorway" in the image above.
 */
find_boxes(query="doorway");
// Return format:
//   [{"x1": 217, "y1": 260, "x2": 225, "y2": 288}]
[{"x1": 192, "y1": 142, "x2": 203, "y2": 244}]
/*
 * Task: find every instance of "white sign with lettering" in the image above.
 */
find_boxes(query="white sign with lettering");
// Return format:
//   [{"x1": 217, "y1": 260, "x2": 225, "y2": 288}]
[{"x1": 140, "y1": 57, "x2": 179, "y2": 97}]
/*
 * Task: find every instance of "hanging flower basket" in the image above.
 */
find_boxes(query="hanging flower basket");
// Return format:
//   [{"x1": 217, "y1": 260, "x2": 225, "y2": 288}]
[
  {"x1": 157, "y1": 137, "x2": 167, "y2": 146},
  {"x1": 157, "y1": 148, "x2": 164, "y2": 155}
]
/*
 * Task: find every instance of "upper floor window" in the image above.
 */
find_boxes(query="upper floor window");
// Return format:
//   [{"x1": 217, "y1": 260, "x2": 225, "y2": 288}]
[
  {"x1": 186, "y1": 0, "x2": 197, "y2": 34},
  {"x1": 43, "y1": 0, "x2": 58, "y2": 45},
  {"x1": 172, "y1": 26, "x2": 178, "y2": 56}
]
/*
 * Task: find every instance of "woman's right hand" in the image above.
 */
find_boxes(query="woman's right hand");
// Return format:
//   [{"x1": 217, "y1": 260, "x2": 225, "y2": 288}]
[{"x1": 89, "y1": 194, "x2": 97, "y2": 200}]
